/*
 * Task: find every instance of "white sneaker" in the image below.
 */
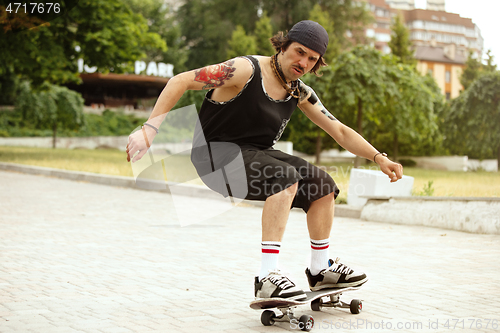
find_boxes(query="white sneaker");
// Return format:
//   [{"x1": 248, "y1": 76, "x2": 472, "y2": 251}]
[
  {"x1": 254, "y1": 270, "x2": 307, "y2": 301},
  {"x1": 306, "y1": 258, "x2": 368, "y2": 291}
]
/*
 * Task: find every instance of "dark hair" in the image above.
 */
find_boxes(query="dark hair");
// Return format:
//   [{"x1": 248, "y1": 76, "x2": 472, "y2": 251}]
[{"x1": 269, "y1": 31, "x2": 327, "y2": 76}]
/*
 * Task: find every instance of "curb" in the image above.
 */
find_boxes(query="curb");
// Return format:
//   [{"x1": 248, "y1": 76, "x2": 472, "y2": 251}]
[{"x1": 0, "y1": 162, "x2": 362, "y2": 218}]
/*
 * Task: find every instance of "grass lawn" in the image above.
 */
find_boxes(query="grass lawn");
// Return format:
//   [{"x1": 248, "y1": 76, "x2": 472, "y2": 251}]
[{"x1": 1, "y1": 146, "x2": 499, "y2": 200}]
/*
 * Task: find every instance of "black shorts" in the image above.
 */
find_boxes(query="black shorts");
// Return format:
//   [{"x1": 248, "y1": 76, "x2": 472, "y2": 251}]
[{"x1": 191, "y1": 145, "x2": 339, "y2": 212}]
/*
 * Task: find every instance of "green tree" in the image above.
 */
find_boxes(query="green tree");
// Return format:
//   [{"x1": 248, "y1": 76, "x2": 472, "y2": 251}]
[
  {"x1": 460, "y1": 52, "x2": 483, "y2": 90},
  {"x1": 320, "y1": 0, "x2": 373, "y2": 49},
  {"x1": 122, "y1": 0, "x2": 188, "y2": 74},
  {"x1": 445, "y1": 72, "x2": 500, "y2": 166},
  {"x1": 460, "y1": 49, "x2": 497, "y2": 91},
  {"x1": 327, "y1": 46, "x2": 395, "y2": 167},
  {"x1": 178, "y1": 0, "x2": 259, "y2": 69},
  {"x1": 227, "y1": 25, "x2": 257, "y2": 59},
  {"x1": 254, "y1": 12, "x2": 276, "y2": 56},
  {"x1": 484, "y1": 50, "x2": 498, "y2": 73},
  {"x1": 0, "y1": 0, "x2": 166, "y2": 87},
  {"x1": 388, "y1": 13, "x2": 416, "y2": 66},
  {"x1": 15, "y1": 82, "x2": 85, "y2": 148},
  {"x1": 373, "y1": 62, "x2": 444, "y2": 160}
]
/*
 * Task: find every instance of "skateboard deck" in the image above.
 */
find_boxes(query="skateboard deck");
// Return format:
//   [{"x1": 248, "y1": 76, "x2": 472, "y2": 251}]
[
  {"x1": 250, "y1": 286, "x2": 363, "y2": 331},
  {"x1": 250, "y1": 286, "x2": 360, "y2": 309}
]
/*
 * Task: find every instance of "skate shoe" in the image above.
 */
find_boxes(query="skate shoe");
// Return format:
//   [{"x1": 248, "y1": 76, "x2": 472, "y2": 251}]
[
  {"x1": 254, "y1": 270, "x2": 307, "y2": 301},
  {"x1": 306, "y1": 258, "x2": 368, "y2": 291}
]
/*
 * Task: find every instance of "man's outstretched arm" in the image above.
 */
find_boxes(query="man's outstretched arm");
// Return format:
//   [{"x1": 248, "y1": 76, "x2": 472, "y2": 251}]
[
  {"x1": 297, "y1": 83, "x2": 403, "y2": 182},
  {"x1": 127, "y1": 57, "x2": 252, "y2": 162}
]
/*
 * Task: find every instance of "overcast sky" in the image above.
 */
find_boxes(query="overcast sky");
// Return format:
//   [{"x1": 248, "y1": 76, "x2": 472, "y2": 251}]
[{"x1": 414, "y1": 0, "x2": 500, "y2": 65}]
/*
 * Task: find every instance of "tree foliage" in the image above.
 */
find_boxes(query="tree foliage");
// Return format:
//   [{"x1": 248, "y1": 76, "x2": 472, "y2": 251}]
[
  {"x1": 178, "y1": 0, "x2": 260, "y2": 69},
  {"x1": 0, "y1": 0, "x2": 166, "y2": 86},
  {"x1": 254, "y1": 12, "x2": 276, "y2": 56},
  {"x1": 319, "y1": 46, "x2": 442, "y2": 164},
  {"x1": 461, "y1": 49, "x2": 498, "y2": 90},
  {"x1": 121, "y1": 0, "x2": 189, "y2": 74},
  {"x1": 445, "y1": 72, "x2": 500, "y2": 164},
  {"x1": 388, "y1": 13, "x2": 416, "y2": 66},
  {"x1": 227, "y1": 26, "x2": 257, "y2": 59},
  {"x1": 15, "y1": 82, "x2": 85, "y2": 147}
]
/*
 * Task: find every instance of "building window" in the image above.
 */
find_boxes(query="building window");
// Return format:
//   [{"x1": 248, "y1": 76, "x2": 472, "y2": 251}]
[
  {"x1": 445, "y1": 92, "x2": 451, "y2": 100},
  {"x1": 427, "y1": 69, "x2": 433, "y2": 76},
  {"x1": 445, "y1": 71, "x2": 451, "y2": 83}
]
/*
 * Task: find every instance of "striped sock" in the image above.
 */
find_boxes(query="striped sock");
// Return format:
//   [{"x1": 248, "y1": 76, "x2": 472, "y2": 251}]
[
  {"x1": 259, "y1": 241, "x2": 281, "y2": 281},
  {"x1": 309, "y1": 238, "x2": 330, "y2": 276}
]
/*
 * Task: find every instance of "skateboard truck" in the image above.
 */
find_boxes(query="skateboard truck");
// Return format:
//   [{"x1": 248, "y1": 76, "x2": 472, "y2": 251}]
[
  {"x1": 261, "y1": 306, "x2": 314, "y2": 332},
  {"x1": 311, "y1": 293, "x2": 362, "y2": 314}
]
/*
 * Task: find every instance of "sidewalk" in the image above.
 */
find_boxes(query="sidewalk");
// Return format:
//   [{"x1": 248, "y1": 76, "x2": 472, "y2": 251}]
[{"x1": 1, "y1": 170, "x2": 499, "y2": 332}]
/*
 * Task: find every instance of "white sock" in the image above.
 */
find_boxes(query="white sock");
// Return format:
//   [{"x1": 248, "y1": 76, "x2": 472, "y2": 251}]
[
  {"x1": 309, "y1": 238, "x2": 330, "y2": 276},
  {"x1": 259, "y1": 241, "x2": 281, "y2": 281}
]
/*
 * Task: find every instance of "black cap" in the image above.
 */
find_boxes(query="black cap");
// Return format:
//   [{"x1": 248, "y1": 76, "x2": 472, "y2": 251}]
[{"x1": 287, "y1": 20, "x2": 329, "y2": 56}]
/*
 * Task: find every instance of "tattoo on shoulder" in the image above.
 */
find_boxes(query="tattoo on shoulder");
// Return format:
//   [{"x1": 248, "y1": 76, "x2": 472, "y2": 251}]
[
  {"x1": 298, "y1": 83, "x2": 311, "y2": 103},
  {"x1": 299, "y1": 83, "x2": 320, "y2": 105},
  {"x1": 298, "y1": 83, "x2": 337, "y2": 121},
  {"x1": 194, "y1": 60, "x2": 236, "y2": 90}
]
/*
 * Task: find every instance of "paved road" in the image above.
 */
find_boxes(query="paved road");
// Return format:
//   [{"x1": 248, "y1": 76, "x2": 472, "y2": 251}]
[{"x1": 1, "y1": 170, "x2": 499, "y2": 333}]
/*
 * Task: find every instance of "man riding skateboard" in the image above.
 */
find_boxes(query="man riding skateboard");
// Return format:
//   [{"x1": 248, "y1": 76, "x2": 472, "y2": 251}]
[{"x1": 127, "y1": 20, "x2": 403, "y2": 302}]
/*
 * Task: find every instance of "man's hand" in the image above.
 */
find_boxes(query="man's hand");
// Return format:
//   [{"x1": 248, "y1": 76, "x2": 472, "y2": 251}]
[
  {"x1": 377, "y1": 156, "x2": 403, "y2": 183},
  {"x1": 126, "y1": 126, "x2": 156, "y2": 163}
]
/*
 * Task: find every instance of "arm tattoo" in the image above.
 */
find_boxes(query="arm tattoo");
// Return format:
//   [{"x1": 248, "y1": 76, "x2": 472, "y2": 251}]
[
  {"x1": 298, "y1": 82, "x2": 337, "y2": 121},
  {"x1": 321, "y1": 109, "x2": 337, "y2": 121},
  {"x1": 194, "y1": 60, "x2": 236, "y2": 90}
]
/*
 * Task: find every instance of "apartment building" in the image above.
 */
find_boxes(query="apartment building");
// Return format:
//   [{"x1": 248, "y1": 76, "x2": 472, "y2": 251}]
[{"x1": 364, "y1": 0, "x2": 483, "y2": 98}]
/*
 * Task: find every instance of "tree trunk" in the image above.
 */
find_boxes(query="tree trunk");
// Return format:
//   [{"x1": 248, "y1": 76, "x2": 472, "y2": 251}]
[
  {"x1": 314, "y1": 131, "x2": 322, "y2": 165},
  {"x1": 497, "y1": 146, "x2": 500, "y2": 172},
  {"x1": 354, "y1": 98, "x2": 363, "y2": 168},
  {"x1": 52, "y1": 122, "x2": 57, "y2": 149},
  {"x1": 393, "y1": 132, "x2": 399, "y2": 162}
]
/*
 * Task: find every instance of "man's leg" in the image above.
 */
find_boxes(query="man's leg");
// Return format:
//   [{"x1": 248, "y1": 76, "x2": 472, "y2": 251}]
[
  {"x1": 262, "y1": 182, "x2": 299, "y2": 242},
  {"x1": 258, "y1": 182, "x2": 298, "y2": 280},
  {"x1": 306, "y1": 191, "x2": 335, "y2": 240},
  {"x1": 306, "y1": 192, "x2": 335, "y2": 276},
  {"x1": 305, "y1": 193, "x2": 368, "y2": 290},
  {"x1": 255, "y1": 182, "x2": 307, "y2": 301}
]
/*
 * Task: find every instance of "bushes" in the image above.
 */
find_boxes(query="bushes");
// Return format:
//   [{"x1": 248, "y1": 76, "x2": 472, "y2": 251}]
[{"x1": 0, "y1": 108, "x2": 147, "y2": 138}]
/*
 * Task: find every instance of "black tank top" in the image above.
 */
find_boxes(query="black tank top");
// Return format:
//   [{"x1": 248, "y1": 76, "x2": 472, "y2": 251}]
[{"x1": 194, "y1": 55, "x2": 298, "y2": 150}]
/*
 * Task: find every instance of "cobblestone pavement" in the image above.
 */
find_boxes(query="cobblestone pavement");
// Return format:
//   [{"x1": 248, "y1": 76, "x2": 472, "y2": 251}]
[{"x1": 1, "y1": 170, "x2": 499, "y2": 333}]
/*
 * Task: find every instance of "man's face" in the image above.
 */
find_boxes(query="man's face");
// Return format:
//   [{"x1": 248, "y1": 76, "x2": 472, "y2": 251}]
[{"x1": 280, "y1": 42, "x2": 320, "y2": 81}]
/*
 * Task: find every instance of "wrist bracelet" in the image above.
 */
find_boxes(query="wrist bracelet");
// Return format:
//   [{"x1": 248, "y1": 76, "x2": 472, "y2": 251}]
[
  {"x1": 373, "y1": 152, "x2": 387, "y2": 163},
  {"x1": 143, "y1": 122, "x2": 159, "y2": 134}
]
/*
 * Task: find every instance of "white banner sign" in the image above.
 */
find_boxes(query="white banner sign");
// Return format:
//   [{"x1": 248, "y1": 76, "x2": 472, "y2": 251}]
[{"x1": 77, "y1": 59, "x2": 174, "y2": 78}]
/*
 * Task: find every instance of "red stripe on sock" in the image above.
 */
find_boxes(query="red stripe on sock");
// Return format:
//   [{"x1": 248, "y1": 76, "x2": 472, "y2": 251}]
[
  {"x1": 262, "y1": 249, "x2": 280, "y2": 254},
  {"x1": 311, "y1": 245, "x2": 329, "y2": 250}
]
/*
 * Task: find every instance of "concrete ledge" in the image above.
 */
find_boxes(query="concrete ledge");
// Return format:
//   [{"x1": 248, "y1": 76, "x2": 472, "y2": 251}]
[
  {"x1": 361, "y1": 196, "x2": 500, "y2": 235},
  {"x1": 0, "y1": 162, "x2": 359, "y2": 218}
]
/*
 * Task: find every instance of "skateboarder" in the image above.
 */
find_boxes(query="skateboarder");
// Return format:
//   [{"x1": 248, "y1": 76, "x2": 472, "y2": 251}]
[{"x1": 127, "y1": 20, "x2": 403, "y2": 301}]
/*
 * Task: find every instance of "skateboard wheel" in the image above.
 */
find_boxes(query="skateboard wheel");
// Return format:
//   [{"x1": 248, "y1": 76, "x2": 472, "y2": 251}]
[
  {"x1": 261, "y1": 310, "x2": 276, "y2": 326},
  {"x1": 299, "y1": 314, "x2": 314, "y2": 331},
  {"x1": 311, "y1": 298, "x2": 322, "y2": 311},
  {"x1": 350, "y1": 299, "x2": 362, "y2": 314}
]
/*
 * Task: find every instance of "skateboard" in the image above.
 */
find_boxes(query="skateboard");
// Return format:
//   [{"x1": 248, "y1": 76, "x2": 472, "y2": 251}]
[{"x1": 250, "y1": 286, "x2": 363, "y2": 331}]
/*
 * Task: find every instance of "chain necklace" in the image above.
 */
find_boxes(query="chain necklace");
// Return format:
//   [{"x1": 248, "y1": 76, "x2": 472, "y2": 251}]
[{"x1": 270, "y1": 53, "x2": 300, "y2": 99}]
